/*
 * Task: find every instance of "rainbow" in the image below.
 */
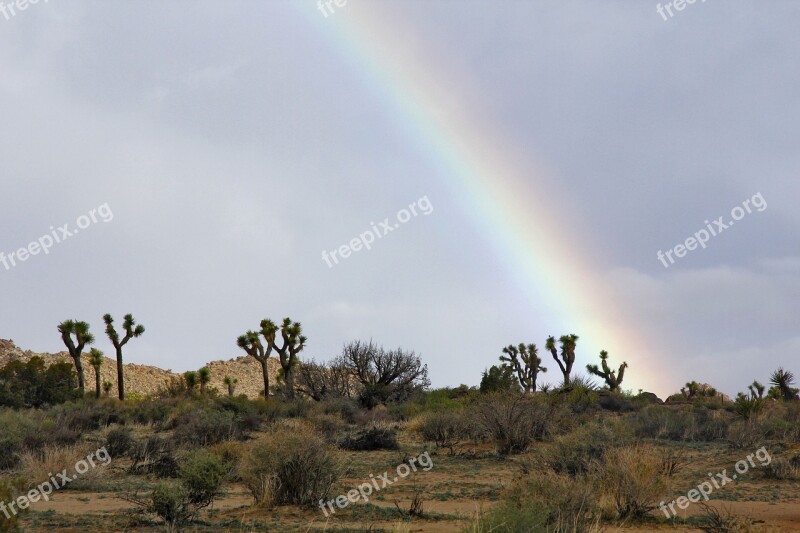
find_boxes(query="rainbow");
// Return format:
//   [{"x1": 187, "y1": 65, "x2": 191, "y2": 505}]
[{"x1": 296, "y1": 3, "x2": 673, "y2": 396}]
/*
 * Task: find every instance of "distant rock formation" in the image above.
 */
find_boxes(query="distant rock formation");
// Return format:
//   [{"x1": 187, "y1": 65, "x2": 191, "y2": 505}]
[{"x1": 0, "y1": 338, "x2": 281, "y2": 399}]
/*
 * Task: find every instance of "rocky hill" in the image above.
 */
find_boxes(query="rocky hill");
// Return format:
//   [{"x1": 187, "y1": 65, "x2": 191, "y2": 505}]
[{"x1": 0, "y1": 339, "x2": 281, "y2": 399}]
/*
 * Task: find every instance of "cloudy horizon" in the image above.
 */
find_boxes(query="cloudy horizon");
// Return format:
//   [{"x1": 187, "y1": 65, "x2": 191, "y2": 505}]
[{"x1": 1, "y1": 1, "x2": 798, "y2": 399}]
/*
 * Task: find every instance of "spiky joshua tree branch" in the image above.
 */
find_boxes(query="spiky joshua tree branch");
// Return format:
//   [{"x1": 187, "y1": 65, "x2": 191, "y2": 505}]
[
  {"x1": 103, "y1": 313, "x2": 145, "y2": 401},
  {"x1": 499, "y1": 343, "x2": 546, "y2": 394},
  {"x1": 546, "y1": 334, "x2": 578, "y2": 387},
  {"x1": 58, "y1": 320, "x2": 95, "y2": 393},
  {"x1": 586, "y1": 350, "x2": 627, "y2": 392}
]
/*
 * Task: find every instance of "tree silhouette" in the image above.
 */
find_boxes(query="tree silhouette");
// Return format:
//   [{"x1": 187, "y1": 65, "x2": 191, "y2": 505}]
[
  {"x1": 57, "y1": 320, "x2": 95, "y2": 393},
  {"x1": 103, "y1": 313, "x2": 145, "y2": 401}
]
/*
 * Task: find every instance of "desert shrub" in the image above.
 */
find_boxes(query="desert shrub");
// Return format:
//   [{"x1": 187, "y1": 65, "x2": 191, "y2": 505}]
[
  {"x1": 239, "y1": 426, "x2": 341, "y2": 507},
  {"x1": 469, "y1": 469, "x2": 600, "y2": 532},
  {"x1": 19, "y1": 444, "x2": 105, "y2": 490},
  {"x1": 727, "y1": 421, "x2": 764, "y2": 450},
  {"x1": 128, "y1": 398, "x2": 175, "y2": 427},
  {"x1": 416, "y1": 410, "x2": 468, "y2": 454},
  {"x1": 105, "y1": 426, "x2": 135, "y2": 458},
  {"x1": 170, "y1": 407, "x2": 247, "y2": 447},
  {"x1": 762, "y1": 456, "x2": 797, "y2": 480},
  {"x1": 309, "y1": 413, "x2": 348, "y2": 444},
  {"x1": 149, "y1": 482, "x2": 190, "y2": 531},
  {"x1": 630, "y1": 405, "x2": 715, "y2": 441},
  {"x1": 597, "y1": 391, "x2": 635, "y2": 412},
  {"x1": 51, "y1": 400, "x2": 125, "y2": 431},
  {"x1": 320, "y1": 397, "x2": 360, "y2": 424},
  {"x1": 129, "y1": 435, "x2": 179, "y2": 478},
  {"x1": 0, "y1": 357, "x2": 81, "y2": 408},
  {"x1": 599, "y1": 444, "x2": 671, "y2": 519},
  {"x1": 473, "y1": 394, "x2": 551, "y2": 455},
  {"x1": 0, "y1": 477, "x2": 27, "y2": 531},
  {"x1": 340, "y1": 425, "x2": 399, "y2": 451},
  {"x1": 178, "y1": 449, "x2": 228, "y2": 511},
  {"x1": 544, "y1": 421, "x2": 621, "y2": 476}
]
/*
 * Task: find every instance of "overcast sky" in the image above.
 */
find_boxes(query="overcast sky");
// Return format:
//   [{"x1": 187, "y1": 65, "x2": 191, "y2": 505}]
[{"x1": 1, "y1": 1, "x2": 797, "y2": 398}]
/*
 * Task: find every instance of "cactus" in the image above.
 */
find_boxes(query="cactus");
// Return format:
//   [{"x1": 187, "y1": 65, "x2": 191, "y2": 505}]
[
  {"x1": 545, "y1": 334, "x2": 579, "y2": 386},
  {"x1": 499, "y1": 343, "x2": 546, "y2": 393},
  {"x1": 88, "y1": 348, "x2": 104, "y2": 399},
  {"x1": 103, "y1": 313, "x2": 145, "y2": 401},
  {"x1": 586, "y1": 350, "x2": 627, "y2": 391},
  {"x1": 57, "y1": 320, "x2": 95, "y2": 393}
]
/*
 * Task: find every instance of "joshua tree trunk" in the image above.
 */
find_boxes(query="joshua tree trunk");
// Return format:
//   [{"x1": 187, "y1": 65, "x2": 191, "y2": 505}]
[
  {"x1": 115, "y1": 346, "x2": 124, "y2": 401},
  {"x1": 261, "y1": 360, "x2": 270, "y2": 398},
  {"x1": 94, "y1": 367, "x2": 102, "y2": 399},
  {"x1": 73, "y1": 356, "x2": 86, "y2": 392}
]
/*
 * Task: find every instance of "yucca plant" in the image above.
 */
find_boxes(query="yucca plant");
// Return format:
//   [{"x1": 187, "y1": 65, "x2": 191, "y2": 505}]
[
  {"x1": 198, "y1": 367, "x2": 211, "y2": 395},
  {"x1": 770, "y1": 368, "x2": 799, "y2": 401}
]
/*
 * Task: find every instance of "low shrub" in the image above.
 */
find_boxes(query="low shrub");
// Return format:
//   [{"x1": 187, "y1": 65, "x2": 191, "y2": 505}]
[
  {"x1": 239, "y1": 426, "x2": 341, "y2": 507},
  {"x1": 105, "y1": 426, "x2": 135, "y2": 458},
  {"x1": 599, "y1": 444, "x2": 671, "y2": 519},
  {"x1": 340, "y1": 425, "x2": 399, "y2": 451},
  {"x1": 170, "y1": 407, "x2": 248, "y2": 447},
  {"x1": 129, "y1": 435, "x2": 179, "y2": 478},
  {"x1": 416, "y1": 410, "x2": 468, "y2": 454},
  {"x1": 179, "y1": 449, "x2": 228, "y2": 511},
  {"x1": 544, "y1": 421, "x2": 621, "y2": 476},
  {"x1": 473, "y1": 394, "x2": 551, "y2": 455},
  {"x1": 0, "y1": 477, "x2": 27, "y2": 532}
]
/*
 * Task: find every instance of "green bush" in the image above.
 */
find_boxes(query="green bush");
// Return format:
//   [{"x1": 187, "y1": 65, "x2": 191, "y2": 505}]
[
  {"x1": 0, "y1": 477, "x2": 27, "y2": 532},
  {"x1": 179, "y1": 449, "x2": 228, "y2": 510},
  {"x1": 473, "y1": 394, "x2": 552, "y2": 455},
  {"x1": 170, "y1": 407, "x2": 248, "y2": 446},
  {"x1": 416, "y1": 410, "x2": 469, "y2": 453},
  {"x1": 149, "y1": 481, "x2": 189, "y2": 530}
]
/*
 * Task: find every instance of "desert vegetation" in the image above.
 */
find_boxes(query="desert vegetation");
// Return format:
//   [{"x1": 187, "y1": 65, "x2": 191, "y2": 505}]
[{"x1": 0, "y1": 323, "x2": 799, "y2": 532}]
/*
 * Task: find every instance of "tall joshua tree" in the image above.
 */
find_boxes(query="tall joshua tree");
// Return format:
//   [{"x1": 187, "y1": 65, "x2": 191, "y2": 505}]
[
  {"x1": 89, "y1": 348, "x2": 104, "y2": 399},
  {"x1": 103, "y1": 314, "x2": 145, "y2": 401},
  {"x1": 273, "y1": 318, "x2": 307, "y2": 400},
  {"x1": 500, "y1": 343, "x2": 546, "y2": 394},
  {"x1": 238, "y1": 317, "x2": 307, "y2": 399},
  {"x1": 546, "y1": 334, "x2": 579, "y2": 386},
  {"x1": 586, "y1": 350, "x2": 627, "y2": 392},
  {"x1": 58, "y1": 320, "x2": 95, "y2": 393},
  {"x1": 237, "y1": 328, "x2": 274, "y2": 398}
]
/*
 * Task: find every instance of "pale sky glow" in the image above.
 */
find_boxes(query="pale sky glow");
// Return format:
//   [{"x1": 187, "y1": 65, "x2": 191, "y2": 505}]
[{"x1": 1, "y1": 1, "x2": 798, "y2": 398}]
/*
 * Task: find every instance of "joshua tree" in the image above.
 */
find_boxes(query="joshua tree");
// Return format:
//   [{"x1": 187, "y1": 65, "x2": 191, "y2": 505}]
[
  {"x1": 272, "y1": 318, "x2": 307, "y2": 400},
  {"x1": 682, "y1": 381, "x2": 700, "y2": 399},
  {"x1": 103, "y1": 381, "x2": 113, "y2": 397},
  {"x1": 223, "y1": 375, "x2": 238, "y2": 397},
  {"x1": 184, "y1": 371, "x2": 198, "y2": 393},
  {"x1": 58, "y1": 320, "x2": 95, "y2": 393},
  {"x1": 237, "y1": 328, "x2": 273, "y2": 398},
  {"x1": 499, "y1": 343, "x2": 547, "y2": 394},
  {"x1": 545, "y1": 334, "x2": 578, "y2": 386},
  {"x1": 88, "y1": 348, "x2": 104, "y2": 399},
  {"x1": 586, "y1": 350, "x2": 627, "y2": 392},
  {"x1": 748, "y1": 380, "x2": 765, "y2": 399},
  {"x1": 198, "y1": 367, "x2": 211, "y2": 395},
  {"x1": 103, "y1": 313, "x2": 145, "y2": 401},
  {"x1": 770, "y1": 368, "x2": 799, "y2": 401}
]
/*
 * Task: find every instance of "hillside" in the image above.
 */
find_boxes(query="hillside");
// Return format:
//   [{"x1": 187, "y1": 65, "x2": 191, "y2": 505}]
[{"x1": 0, "y1": 339, "x2": 280, "y2": 398}]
